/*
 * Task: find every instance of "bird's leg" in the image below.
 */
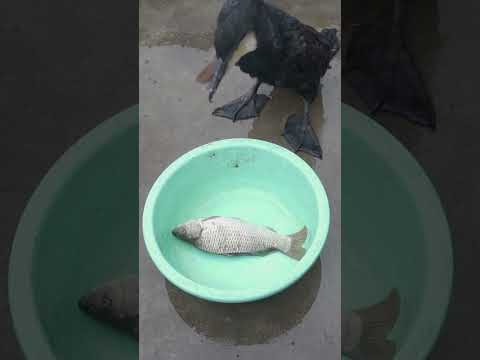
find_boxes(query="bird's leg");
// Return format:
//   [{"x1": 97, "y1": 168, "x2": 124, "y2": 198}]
[
  {"x1": 282, "y1": 100, "x2": 322, "y2": 159},
  {"x1": 232, "y1": 80, "x2": 261, "y2": 119},
  {"x1": 212, "y1": 80, "x2": 270, "y2": 122}
]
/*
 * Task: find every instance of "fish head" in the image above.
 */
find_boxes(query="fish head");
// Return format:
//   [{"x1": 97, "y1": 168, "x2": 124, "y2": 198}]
[
  {"x1": 172, "y1": 220, "x2": 203, "y2": 243},
  {"x1": 78, "y1": 283, "x2": 117, "y2": 321},
  {"x1": 78, "y1": 277, "x2": 139, "y2": 338}
]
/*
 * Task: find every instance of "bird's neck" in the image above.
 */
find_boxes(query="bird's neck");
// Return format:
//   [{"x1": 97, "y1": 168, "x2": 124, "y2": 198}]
[{"x1": 228, "y1": 31, "x2": 258, "y2": 71}]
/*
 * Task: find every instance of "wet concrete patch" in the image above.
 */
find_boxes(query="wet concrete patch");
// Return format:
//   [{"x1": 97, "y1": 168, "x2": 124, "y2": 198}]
[{"x1": 140, "y1": 0, "x2": 339, "y2": 48}]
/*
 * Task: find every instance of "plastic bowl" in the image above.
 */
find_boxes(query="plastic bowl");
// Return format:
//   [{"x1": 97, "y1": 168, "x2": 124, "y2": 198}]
[
  {"x1": 8, "y1": 107, "x2": 138, "y2": 360},
  {"x1": 342, "y1": 104, "x2": 452, "y2": 359},
  {"x1": 143, "y1": 139, "x2": 330, "y2": 303}
]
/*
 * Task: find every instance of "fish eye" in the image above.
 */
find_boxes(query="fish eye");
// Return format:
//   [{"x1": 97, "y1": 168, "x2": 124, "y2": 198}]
[{"x1": 102, "y1": 295, "x2": 112, "y2": 309}]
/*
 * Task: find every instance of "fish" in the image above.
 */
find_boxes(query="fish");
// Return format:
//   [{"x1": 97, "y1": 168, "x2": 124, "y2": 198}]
[
  {"x1": 78, "y1": 275, "x2": 139, "y2": 340},
  {"x1": 342, "y1": 289, "x2": 400, "y2": 360},
  {"x1": 172, "y1": 216, "x2": 308, "y2": 260}
]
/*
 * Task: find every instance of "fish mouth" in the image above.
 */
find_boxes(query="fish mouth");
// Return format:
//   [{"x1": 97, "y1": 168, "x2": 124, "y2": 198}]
[
  {"x1": 78, "y1": 295, "x2": 93, "y2": 313},
  {"x1": 171, "y1": 226, "x2": 184, "y2": 238}
]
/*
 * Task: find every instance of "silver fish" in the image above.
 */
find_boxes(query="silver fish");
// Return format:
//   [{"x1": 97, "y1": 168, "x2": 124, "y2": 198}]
[
  {"x1": 342, "y1": 289, "x2": 400, "y2": 359},
  {"x1": 78, "y1": 275, "x2": 139, "y2": 339},
  {"x1": 172, "y1": 216, "x2": 308, "y2": 260}
]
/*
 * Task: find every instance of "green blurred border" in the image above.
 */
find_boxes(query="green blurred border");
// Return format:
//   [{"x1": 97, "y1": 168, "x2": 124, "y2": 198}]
[
  {"x1": 343, "y1": 104, "x2": 452, "y2": 359},
  {"x1": 8, "y1": 106, "x2": 138, "y2": 359}
]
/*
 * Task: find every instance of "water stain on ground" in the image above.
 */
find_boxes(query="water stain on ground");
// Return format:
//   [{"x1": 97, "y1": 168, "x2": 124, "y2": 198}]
[
  {"x1": 140, "y1": 0, "x2": 339, "y2": 49},
  {"x1": 248, "y1": 87, "x2": 325, "y2": 168},
  {"x1": 140, "y1": 31, "x2": 213, "y2": 50},
  {"x1": 165, "y1": 259, "x2": 322, "y2": 345}
]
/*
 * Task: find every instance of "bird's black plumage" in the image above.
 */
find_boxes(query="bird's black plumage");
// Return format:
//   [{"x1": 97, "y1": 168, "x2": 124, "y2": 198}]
[
  {"x1": 208, "y1": 0, "x2": 339, "y2": 158},
  {"x1": 237, "y1": 2, "x2": 338, "y2": 103},
  {"x1": 343, "y1": 0, "x2": 436, "y2": 129}
]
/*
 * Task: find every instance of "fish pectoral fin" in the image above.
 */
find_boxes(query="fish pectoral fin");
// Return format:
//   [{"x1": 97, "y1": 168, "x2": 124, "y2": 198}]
[
  {"x1": 240, "y1": 250, "x2": 270, "y2": 257},
  {"x1": 253, "y1": 250, "x2": 270, "y2": 257}
]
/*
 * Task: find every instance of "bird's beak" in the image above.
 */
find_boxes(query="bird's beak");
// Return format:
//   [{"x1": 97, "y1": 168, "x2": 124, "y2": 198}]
[{"x1": 208, "y1": 58, "x2": 227, "y2": 102}]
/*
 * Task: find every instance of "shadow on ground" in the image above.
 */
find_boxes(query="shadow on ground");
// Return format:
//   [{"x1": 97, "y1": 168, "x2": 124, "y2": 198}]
[
  {"x1": 165, "y1": 259, "x2": 322, "y2": 345},
  {"x1": 249, "y1": 87, "x2": 326, "y2": 168}
]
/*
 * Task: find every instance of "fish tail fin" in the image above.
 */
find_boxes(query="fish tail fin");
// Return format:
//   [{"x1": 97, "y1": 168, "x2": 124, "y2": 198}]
[
  {"x1": 346, "y1": 289, "x2": 400, "y2": 360},
  {"x1": 285, "y1": 226, "x2": 308, "y2": 260}
]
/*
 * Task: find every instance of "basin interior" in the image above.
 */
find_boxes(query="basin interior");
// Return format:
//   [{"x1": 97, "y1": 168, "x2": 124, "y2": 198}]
[
  {"x1": 342, "y1": 126, "x2": 428, "y2": 355},
  {"x1": 28, "y1": 125, "x2": 138, "y2": 359},
  {"x1": 150, "y1": 143, "x2": 327, "y2": 292}
]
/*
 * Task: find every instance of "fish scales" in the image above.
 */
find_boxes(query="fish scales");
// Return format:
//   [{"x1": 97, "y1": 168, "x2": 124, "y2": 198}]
[
  {"x1": 171, "y1": 216, "x2": 308, "y2": 260},
  {"x1": 199, "y1": 217, "x2": 288, "y2": 254}
]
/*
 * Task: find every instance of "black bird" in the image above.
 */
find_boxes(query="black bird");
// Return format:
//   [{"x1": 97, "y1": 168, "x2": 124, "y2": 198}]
[
  {"x1": 197, "y1": 0, "x2": 339, "y2": 158},
  {"x1": 344, "y1": 0, "x2": 436, "y2": 129}
]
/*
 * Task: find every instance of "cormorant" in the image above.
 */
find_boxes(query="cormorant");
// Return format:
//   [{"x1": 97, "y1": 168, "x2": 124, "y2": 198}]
[
  {"x1": 197, "y1": 0, "x2": 339, "y2": 158},
  {"x1": 344, "y1": 0, "x2": 436, "y2": 129}
]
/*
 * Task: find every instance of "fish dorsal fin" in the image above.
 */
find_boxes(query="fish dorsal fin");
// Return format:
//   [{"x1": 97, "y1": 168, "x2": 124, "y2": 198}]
[
  {"x1": 214, "y1": 216, "x2": 274, "y2": 231},
  {"x1": 202, "y1": 216, "x2": 245, "y2": 223},
  {"x1": 203, "y1": 216, "x2": 220, "y2": 222}
]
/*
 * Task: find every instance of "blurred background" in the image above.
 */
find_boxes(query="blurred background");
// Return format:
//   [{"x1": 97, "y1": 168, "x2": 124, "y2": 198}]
[
  {"x1": 1, "y1": 0, "x2": 137, "y2": 358},
  {"x1": 343, "y1": 0, "x2": 480, "y2": 358}
]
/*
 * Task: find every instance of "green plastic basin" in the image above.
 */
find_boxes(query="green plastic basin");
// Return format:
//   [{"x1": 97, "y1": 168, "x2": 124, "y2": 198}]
[
  {"x1": 143, "y1": 138, "x2": 330, "y2": 303},
  {"x1": 8, "y1": 107, "x2": 138, "y2": 360},
  {"x1": 342, "y1": 104, "x2": 452, "y2": 359}
]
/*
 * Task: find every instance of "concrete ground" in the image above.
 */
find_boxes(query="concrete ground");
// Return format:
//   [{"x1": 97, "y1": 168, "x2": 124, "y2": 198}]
[{"x1": 140, "y1": 0, "x2": 340, "y2": 359}]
